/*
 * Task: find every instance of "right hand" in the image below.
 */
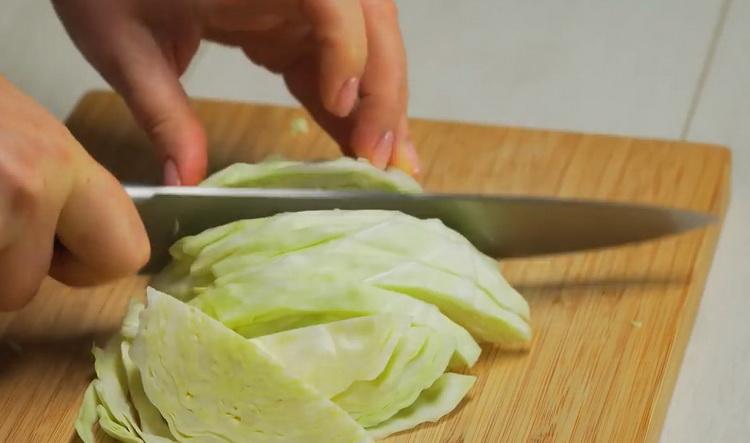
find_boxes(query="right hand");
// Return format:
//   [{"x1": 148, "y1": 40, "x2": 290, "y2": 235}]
[{"x1": 0, "y1": 76, "x2": 149, "y2": 311}]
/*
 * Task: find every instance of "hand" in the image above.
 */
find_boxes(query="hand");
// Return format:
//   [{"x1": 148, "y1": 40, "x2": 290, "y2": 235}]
[
  {"x1": 53, "y1": 0, "x2": 420, "y2": 186},
  {"x1": 0, "y1": 76, "x2": 149, "y2": 310}
]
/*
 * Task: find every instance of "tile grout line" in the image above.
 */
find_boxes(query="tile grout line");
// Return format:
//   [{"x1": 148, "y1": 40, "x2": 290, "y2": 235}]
[{"x1": 680, "y1": 0, "x2": 734, "y2": 140}]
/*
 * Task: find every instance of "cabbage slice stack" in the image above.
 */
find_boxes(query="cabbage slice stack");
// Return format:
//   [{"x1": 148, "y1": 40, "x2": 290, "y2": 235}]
[
  {"x1": 77, "y1": 291, "x2": 476, "y2": 442},
  {"x1": 77, "y1": 158, "x2": 530, "y2": 442}
]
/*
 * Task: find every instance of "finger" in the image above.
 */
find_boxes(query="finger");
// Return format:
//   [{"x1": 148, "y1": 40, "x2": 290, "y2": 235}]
[
  {"x1": 0, "y1": 179, "x2": 57, "y2": 310},
  {"x1": 283, "y1": 56, "x2": 352, "y2": 152},
  {"x1": 390, "y1": 114, "x2": 421, "y2": 176},
  {"x1": 49, "y1": 156, "x2": 150, "y2": 286},
  {"x1": 55, "y1": 0, "x2": 207, "y2": 185},
  {"x1": 110, "y1": 37, "x2": 207, "y2": 186},
  {"x1": 0, "y1": 75, "x2": 70, "y2": 310},
  {"x1": 301, "y1": 0, "x2": 367, "y2": 117},
  {"x1": 207, "y1": 25, "x2": 313, "y2": 74},
  {"x1": 0, "y1": 220, "x2": 55, "y2": 311},
  {"x1": 199, "y1": 0, "x2": 302, "y2": 32},
  {"x1": 348, "y1": 0, "x2": 410, "y2": 170}
]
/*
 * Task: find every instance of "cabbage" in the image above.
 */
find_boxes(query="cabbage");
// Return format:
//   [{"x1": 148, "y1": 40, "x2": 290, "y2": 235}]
[
  {"x1": 91, "y1": 338, "x2": 143, "y2": 442},
  {"x1": 368, "y1": 373, "x2": 475, "y2": 439},
  {"x1": 85, "y1": 316, "x2": 176, "y2": 443},
  {"x1": 131, "y1": 289, "x2": 372, "y2": 443},
  {"x1": 77, "y1": 294, "x2": 464, "y2": 442},
  {"x1": 121, "y1": 341, "x2": 173, "y2": 439},
  {"x1": 251, "y1": 313, "x2": 410, "y2": 397},
  {"x1": 155, "y1": 210, "x2": 531, "y2": 348},
  {"x1": 200, "y1": 157, "x2": 421, "y2": 193},
  {"x1": 191, "y1": 281, "x2": 481, "y2": 369},
  {"x1": 79, "y1": 158, "x2": 531, "y2": 442},
  {"x1": 333, "y1": 325, "x2": 454, "y2": 427},
  {"x1": 74, "y1": 382, "x2": 99, "y2": 443}
]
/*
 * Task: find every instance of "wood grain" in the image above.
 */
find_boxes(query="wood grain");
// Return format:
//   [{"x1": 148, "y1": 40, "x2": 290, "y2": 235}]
[{"x1": 0, "y1": 91, "x2": 730, "y2": 443}]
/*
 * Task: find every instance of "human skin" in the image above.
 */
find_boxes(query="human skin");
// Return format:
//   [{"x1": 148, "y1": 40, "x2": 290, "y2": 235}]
[
  {"x1": 0, "y1": 76, "x2": 149, "y2": 310},
  {"x1": 53, "y1": 0, "x2": 420, "y2": 185},
  {"x1": 0, "y1": 0, "x2": 417, "y2": 310}
]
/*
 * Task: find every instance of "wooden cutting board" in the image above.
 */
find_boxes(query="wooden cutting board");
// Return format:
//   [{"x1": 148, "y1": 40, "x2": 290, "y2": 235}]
[{"x1": 0, "y1": 91, "x2": 730, "y2": 443}]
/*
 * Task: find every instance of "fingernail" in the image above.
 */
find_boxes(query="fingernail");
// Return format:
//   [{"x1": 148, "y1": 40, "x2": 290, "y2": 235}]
[
  {"x1": 404, "y1": 141, "x2": 421, "y2": 175},
  {"x1": 372, "y1": 131, "x2": 394, "y2": 169},
  {"x1": 333, "y1": 77, "x2": 359, "y2": 117},
  {"x1": 394, "y1": 140, "x2": 421, "y2": 176},
  {"x1": 164, "y1": 158, "x2": 181, "y2": 186}
]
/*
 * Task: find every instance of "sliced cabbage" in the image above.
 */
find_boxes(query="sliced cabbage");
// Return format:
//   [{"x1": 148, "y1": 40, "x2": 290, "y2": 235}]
[
  {"x1": 214, "y1": 238, "x2": 530, "y2": 344},
  {"x1": 249, "y1": 313, "x2": 459, "y2": 429},
  {"x1": 130, "y1": 289, "x2": 372, "y2": 443},
  {"x1": 152, "y1": 211, "x2": 396, "y2": 301},
  {"x1": 333, "y1": 325, "x2": 454, "y2": 427},
  {"x1": 251, "y1": 313, "x2": 410, "y2": 397},
  {"x1": 121, "y1": 341, "x2": 173, "y2": 440},
  {"x1": 78, "y1": 297, "x2": 463, "y2": 443},
  {"x1": 121, "y1": 299, "x2": 144, "y2": 340},
  {"x1": 95, "y1": 404, "x2": 142, "y2": 443},
  {"x1": 91, "y1": 338, "x2": 142, "y2": 442},
  {"x1": 154, "y1": 210, "x2": 530, "y2": 347},
  {"x1": 191, "y1": 281, "x2": 480, "y2": 369},
  {"x1": 80, "y1": 157, "x2": 531, "y2": 442},
  {"x1": 367, "y1": 373, "x2": 475, "y2": 439},
  {"x1": 200, "y1": 157, "x2": 422, "y2": 193},
  {"x1": 74, "y1": 382, "x2": 99, "y2": 443},
  {"x1": 84, "y1": 310, "x2": 177, "y2": 443}
]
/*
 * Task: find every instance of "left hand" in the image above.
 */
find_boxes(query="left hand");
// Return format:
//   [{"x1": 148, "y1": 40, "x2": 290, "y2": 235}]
[{"x1": 53, "y1": 0, "x2": 420, "y2": 186}]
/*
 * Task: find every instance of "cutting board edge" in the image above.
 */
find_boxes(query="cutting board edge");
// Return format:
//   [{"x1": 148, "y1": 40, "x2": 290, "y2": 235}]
[{"x1": 645, "y1": 160, "x2": 731, "y2": 443}]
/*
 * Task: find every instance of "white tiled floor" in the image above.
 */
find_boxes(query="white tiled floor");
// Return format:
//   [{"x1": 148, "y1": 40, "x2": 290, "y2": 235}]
[{"x1": 1, "y1": 1, "x2": 748, "y2": 441}]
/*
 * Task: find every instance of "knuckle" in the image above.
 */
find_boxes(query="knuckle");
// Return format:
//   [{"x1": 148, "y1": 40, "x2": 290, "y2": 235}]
[
  {"x1": 315, "y1": 26, "x2": 348, "y2": 52},
  {"x1": 0, "y1": 128, "x2": 76, "y2": 213},
  {"x1": 0, "y1": 159, "x2": 45, "y2": 215}
]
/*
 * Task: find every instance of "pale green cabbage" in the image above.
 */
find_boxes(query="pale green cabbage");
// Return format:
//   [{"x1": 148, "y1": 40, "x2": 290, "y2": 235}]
[
  {"x1": 131, "y1": 290, "x2": 371, "y2": 443},
  {"x1": 155, "y1": 210, "x2": 531, "y2": 349},
  {"x1": 74, "y1": 382, "x2": 99, "y2": 443},
  {"x1": 200, "y1": 157, "x2": 422, "y2": 193},
  {"x1": 367, "y1": 373, "x2": 476, "y2": 439},
  {"x1": 250, "y1": 313, "x2": 410, "y2": 397},
  {"x1": 78, "y1": 158, "x2": 530, "y2": 442},
  {"x1": 77, "y1": 292, "x2": 466, "y2": 441},
  {"x1": 333, "y1": 325, "x2": 454, "y2": 427}
]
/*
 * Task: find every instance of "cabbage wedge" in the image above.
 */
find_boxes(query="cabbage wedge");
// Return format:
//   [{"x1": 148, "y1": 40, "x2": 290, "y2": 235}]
[
  {"x1": 131, "y1": 289, "x2": 372, "y2": 443},
  {"x1": 79, "y1": 158, "x2": 531, "y2": 442}
]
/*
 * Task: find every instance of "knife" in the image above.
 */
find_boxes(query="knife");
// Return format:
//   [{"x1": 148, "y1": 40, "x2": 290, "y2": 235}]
[{"x1": 126, "y1": 185, "x2": 716, "y2": 273}]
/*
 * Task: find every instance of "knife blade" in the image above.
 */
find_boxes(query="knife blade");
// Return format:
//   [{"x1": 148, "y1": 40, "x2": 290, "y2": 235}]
[{"x1": 126, "y1": 185, "x2": 716, "y2": 273}]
